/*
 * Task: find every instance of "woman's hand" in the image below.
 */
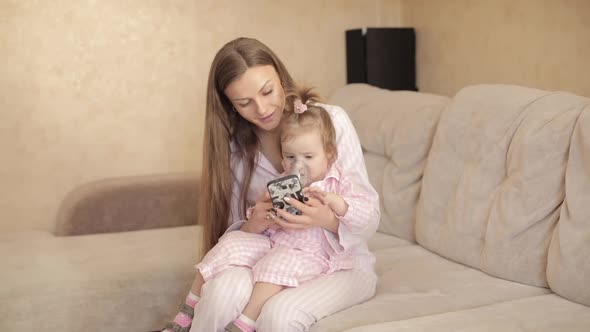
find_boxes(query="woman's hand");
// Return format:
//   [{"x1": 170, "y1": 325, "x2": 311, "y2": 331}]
[
  {"x1": 273, "y1": 195, "x2": 339, "y2": 233},
  {"x1": 304, "y1": 187, "x2": 349, "y2": 217},
  {"x1": 240, "y1": 192, "x2": 279, "y2": 234}
]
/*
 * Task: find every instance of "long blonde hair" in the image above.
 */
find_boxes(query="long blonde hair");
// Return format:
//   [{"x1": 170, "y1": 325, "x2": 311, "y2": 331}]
[{"x1": 200, "y1": 38, "x2": 297, "y2": 255}]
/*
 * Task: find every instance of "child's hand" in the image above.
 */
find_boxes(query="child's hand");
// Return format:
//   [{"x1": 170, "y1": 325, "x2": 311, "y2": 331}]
[{"x1": 266, "y1": 220, "x2": 282, "y2": 231}]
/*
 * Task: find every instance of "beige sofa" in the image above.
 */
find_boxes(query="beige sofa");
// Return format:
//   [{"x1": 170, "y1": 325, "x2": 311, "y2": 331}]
[{"x1": 2, "y1": 84, "x2": 590, "y2": 331}]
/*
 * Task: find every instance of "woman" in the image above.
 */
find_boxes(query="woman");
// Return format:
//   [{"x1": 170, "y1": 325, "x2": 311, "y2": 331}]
[{"x1": 166, "y1": 37, "x2": 380, "y2": 332}]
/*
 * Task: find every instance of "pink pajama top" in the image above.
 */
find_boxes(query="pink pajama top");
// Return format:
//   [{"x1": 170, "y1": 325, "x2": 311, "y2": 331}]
[{"x1": 227, "y1": 103, "x2": 380, "y2": 273}]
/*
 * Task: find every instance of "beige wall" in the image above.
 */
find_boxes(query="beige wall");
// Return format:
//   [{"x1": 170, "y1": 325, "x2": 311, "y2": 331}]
[
  {"x1": 400, "y1": 0, "x2": 590, "y2": 97},
  {"x1": 12, "y1": 0, "x2": 587, "y2": 234},
  {"x1": 0, "y1": 1, "x2": 400, "y2": 232}
]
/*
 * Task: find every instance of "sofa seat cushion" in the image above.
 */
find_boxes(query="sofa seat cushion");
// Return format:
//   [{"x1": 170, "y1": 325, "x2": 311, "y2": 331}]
[
  {"x1": 311, "y1": 241, "x2": 550, "y2": 332},
  {"x1": 0, "y1": 226, "x2": 201, "y2": 331},
  {"x1": 0, "y1": 228, "x2": 409, "y2": 331},
  {"x1": 341, "y1": 294, "x2": 590, "y2": 332},
  {"x1": 368, "y1": 231, "x2": 414, "y2": 251}
]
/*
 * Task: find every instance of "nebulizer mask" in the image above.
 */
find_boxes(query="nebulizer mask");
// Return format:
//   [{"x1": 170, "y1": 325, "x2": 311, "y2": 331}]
[{"x1": 287, "y1": 159, "x2": 311, "y2": 187}]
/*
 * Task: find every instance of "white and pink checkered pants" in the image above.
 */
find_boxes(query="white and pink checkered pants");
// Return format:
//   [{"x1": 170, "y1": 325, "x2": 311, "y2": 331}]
[{"x1": 196, "y1": 231, "x2": 330, "y2": 287}]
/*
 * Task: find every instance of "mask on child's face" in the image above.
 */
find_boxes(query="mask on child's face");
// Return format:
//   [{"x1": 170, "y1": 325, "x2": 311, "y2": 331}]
[{"x1": 286, "y1": 159, "x2": 311, "y2": 187}]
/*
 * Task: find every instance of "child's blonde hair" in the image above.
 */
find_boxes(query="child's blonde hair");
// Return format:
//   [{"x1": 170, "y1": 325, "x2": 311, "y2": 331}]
[{"x1": 280, "y1": 87, "x2": 338, "y2": 165}]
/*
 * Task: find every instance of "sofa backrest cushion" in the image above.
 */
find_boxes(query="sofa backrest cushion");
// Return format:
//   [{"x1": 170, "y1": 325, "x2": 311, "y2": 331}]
[
  {"x1": 416, "y1": 84, "x2": 588, "y2": 287},
  {"x1": 329, "y1": 84, "x2": 449, "y2": 241},
  {"x1": 547, "y1": 105, "x2": 590, "y2": 306}
]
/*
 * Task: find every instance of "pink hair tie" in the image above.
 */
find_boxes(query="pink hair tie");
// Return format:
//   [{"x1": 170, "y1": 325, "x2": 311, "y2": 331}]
[{"x1": 294, "y1": 99, "x2": 308, "y2": 114}]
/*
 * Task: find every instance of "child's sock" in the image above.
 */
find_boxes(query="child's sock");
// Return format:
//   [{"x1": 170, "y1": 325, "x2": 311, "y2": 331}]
[
  {"x1": 186, "y1": 291, "x2": 200, "y2": 307},
  {"x1": 225, "y1": 314, "x2": 256, "y2": 332},
  {"x1": 162, "y1": 292, "x2": 200, "y2": 332}
]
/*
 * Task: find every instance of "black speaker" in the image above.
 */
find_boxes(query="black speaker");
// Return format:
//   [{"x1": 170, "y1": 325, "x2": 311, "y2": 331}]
[{"x1": 346, "y1": 28, "x2": 417, "y2": 91}]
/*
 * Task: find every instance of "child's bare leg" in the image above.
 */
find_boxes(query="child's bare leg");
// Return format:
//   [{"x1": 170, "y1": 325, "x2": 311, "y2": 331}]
[
  {"x1": 225, "y1": 282, "x2": 283, "y2": 332},
  {"x1": 191, "y1": 270, "x2": 205, "y2": 295},
  {"x1": 243, "y1": 282, "x2": 284, "y2": 319},
  {"x1": 162, "y1": 271, "x2": 205, "y2": 332}
]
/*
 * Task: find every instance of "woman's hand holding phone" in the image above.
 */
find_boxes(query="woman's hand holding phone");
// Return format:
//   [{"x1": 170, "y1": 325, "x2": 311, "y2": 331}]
[
  {"x1": 240, "y1": 191, "x2": 280, "y2": 234},
  {"x1": 273, "y1": 193, "x2": 339, "y2": 233},
  {"x1": 264, "y1": 175, "x2": 340, "y2": 233},
  {"x1": 303, "y1": 187, "x2": 348, "y2": 217}
]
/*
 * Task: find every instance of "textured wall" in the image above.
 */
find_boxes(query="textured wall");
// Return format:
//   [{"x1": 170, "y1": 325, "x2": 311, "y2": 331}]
[
  {"x1": 0, "y1": 0, "x2": 400, "y2": 232},
  {"x1": 401, "y1": 0, "x2": 590, "y2": 97}
]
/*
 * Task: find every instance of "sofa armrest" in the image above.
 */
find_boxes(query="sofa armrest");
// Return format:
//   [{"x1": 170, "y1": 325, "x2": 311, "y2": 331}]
[{"x1": 55, "y1": 172, "x2": 200, "y2": 236}]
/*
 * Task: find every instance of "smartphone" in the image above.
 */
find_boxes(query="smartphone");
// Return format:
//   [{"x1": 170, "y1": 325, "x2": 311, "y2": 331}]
[{"x1": 267, "y1": 174, "x2": 304, "y2": 216}]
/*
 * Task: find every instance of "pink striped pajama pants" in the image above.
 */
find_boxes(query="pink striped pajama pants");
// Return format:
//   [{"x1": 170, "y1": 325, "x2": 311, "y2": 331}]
[{"x1": 196, "y1": 230, "x2": 329, "y2": 287}]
